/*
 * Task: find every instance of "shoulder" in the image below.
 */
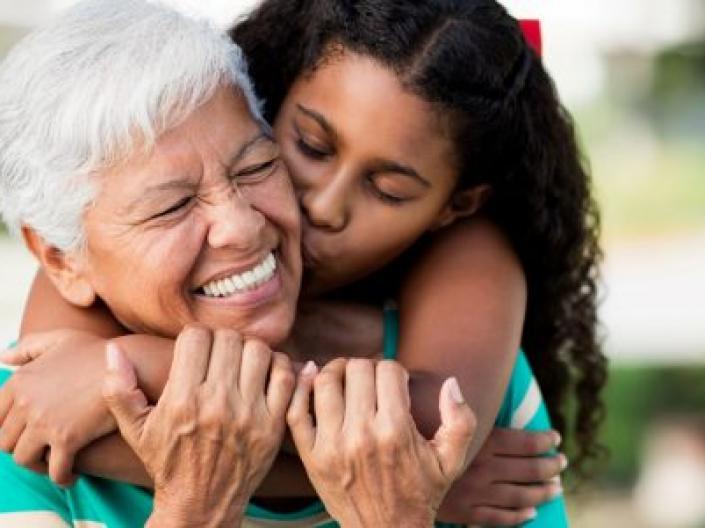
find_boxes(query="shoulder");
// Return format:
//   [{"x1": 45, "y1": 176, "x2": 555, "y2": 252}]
[{"x1": 399, "y1": 217, "x2": 526, "y2": 312}]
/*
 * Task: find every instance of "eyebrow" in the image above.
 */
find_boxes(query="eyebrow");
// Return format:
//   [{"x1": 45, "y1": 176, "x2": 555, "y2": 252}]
[
  {"x1": 296, "y1": 104, "x2": 339, "y2": 142},
  {"x1": 296, "y1": 104, "x2": 430, "y2": 188},
  {"x1": 228, "y1": 131, "x2": 272, "y2": 167}
]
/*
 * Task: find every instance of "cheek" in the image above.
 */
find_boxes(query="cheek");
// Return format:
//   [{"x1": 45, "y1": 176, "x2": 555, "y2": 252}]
[
  {"x1": 248, "y1": 171, "x2": 301, "y2": 240},
  {"x1": 86, "y1": 219, "x2": 205, "y2": 303}
]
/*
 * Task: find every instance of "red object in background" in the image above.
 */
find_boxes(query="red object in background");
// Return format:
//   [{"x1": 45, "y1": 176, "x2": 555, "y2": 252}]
[{"x1": 519, "y1": 19, "x2": 542, "y2": 56}]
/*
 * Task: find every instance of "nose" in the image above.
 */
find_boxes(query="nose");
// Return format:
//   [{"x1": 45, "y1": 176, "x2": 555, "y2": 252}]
[
  {"x1": 299, "y1": 174, "x2": 350, "y2": 232},
  {"x1": 207, "y1": 188, "x2": 266, "y2": 250}
]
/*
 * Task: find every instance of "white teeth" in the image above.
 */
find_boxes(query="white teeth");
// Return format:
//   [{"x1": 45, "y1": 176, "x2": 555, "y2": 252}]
[
  {"x1": 199, "y1": 252, "x2": 277, "y2": 298},
  {"x1": 243, "y1": 270, "x2": 256, "y2": 286},
  {"x1": 233, "y1": 275, "x2": 245, "y2": 290}
]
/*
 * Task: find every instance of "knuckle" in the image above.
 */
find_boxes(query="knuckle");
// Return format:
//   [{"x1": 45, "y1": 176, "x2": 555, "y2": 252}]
[
  {"x1": 55, "y1": 427, "x2": 78, "y2": 450},
  {"x1": 233, "y1": 407, "x2": 255, "y2": 430},
  {"x1": 180, "y1": 324, "x2": 212, "y2": 346},
  {"x1": 168, "y1": 396, "x2": 197, "y2": 422},
  {"x1": 324, "y1": 357, "x2": 347, "y2": 373},
  {"x1": 313, "y1": 370, "x2": 337, "y2": 389},
  {"x1": 376, "y1": 424, "x2": 404, "y2": 452},
  {"x1": 15, "y1": 394, "x2": 31, "y2": 413},
  {"x1": 12, "y1": 451, "x2": 31, "y2": 466},
  {"x1": 347, "y1": 357, "x2": 373, "y2": 373},
  {"x1": 346, "y1": 427, "x2": 374, "y2": 456},
  {"x1": 214, "y1": 328, "x2": 243, "y2": 349},
  {"x1": 245, "y1": 339, "x2": 272, "y2": 361},
  {"x1": 522, "y1": 434, "x2": 544, "y2": 453}
]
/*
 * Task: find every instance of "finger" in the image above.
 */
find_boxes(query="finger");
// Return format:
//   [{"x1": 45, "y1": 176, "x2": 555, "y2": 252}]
[
  {"x1": 102, "y1": 343, "x2": 150, "y2": 451},
  {"x1": 343, "y1": 359, "x2": 376, "y2": 427},
  {"x1": 287, "y1": 361, "x2": 317, "y2": 454},
  {"x1": 313, "y1": 358, "x2": 346, "y2": 441},
  {"x1": 165, "y1": 325, "x2": 212, "y2": 394},
  {"x1": 470, "y1": 506, "x2": 538, "y2": 526},
  {"x1": 488, "y1": 428, "x2": 561, "y2": 456},
  {"x1": 0, "y1": 347, "x2": 30, "y2": 366},
  {"x1": 375, "y1": 360, "x2": 410, "y2": 423},
  {"x1": 488, "y1": 481, "x2": 564, "y2": 509},
  {"x1": 239, "y1": 339, "x2": 272, "y2": 403},
  {"x1": 492, "y1": 452, "x2": 569, "y2": 483},
  {"x1": 0, "y1": 338, "x2": 44, "y2": 366},
  {"x1": 47, "y1": 448, "x2": 76, "y2": 488},
  {"x1": 266, "y1": 352, "x2": 296, "y2": 420},
  {"x1": 0, "y1": 413, "x2": 25, "y2": 453},
  {"x1": 205, "y1": 329, "x2": 242, "y2": 390},
  {"x1": 11, "y1": 427, "x2": 47, "y2": 470},
  {"x1": 431, "y1": 377, "x2": 476, "y2": 480},
  {"x1": 0, "y1": 386, "x2": 13, "y2": 427}
]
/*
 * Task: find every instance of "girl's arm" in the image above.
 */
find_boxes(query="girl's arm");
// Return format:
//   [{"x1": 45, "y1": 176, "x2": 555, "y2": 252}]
[{"x1": 398, "y1": 217, "x2": 526, "y2": 459}]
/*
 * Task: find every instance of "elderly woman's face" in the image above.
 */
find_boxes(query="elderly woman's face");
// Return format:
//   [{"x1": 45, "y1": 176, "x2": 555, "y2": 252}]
[{"x1": 79, "y1": 87, "x2": 301, "y2": 345}]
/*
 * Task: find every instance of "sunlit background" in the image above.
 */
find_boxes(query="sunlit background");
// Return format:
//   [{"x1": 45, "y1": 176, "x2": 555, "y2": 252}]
[{"x1": 1, "y1": 1, "x2": 704, "y2": 527}]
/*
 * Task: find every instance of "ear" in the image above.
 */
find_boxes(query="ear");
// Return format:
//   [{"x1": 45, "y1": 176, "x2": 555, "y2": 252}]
[
  {"x1": 22, "y1": 226, "x2": 97, "y2": 307},
  {"x1": 430, "y1": 185, "x2": 492, "y2": 231}
]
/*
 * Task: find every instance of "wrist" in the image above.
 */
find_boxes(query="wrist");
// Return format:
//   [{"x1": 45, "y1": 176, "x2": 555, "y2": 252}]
[{"x1": 151, "y1": 490, "x2": 247, "y2": 528}]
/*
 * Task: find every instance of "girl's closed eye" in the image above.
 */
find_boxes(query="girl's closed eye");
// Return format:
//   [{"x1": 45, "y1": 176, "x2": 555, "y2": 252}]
[
  {"x1": 296, "y1": 137, "x2": 331, "y2": 160},
  {"x1": 366, "y1": 176, "x2": 409, "y2": 205}
]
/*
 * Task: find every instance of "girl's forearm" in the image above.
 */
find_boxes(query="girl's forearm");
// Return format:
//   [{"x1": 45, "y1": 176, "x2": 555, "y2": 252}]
[
  {"x1": 21, "y1": 270, "x2": 125, "y2": 338},
  {"x1": 75, "y1": 433, "x2": 316, "y2": 498}
]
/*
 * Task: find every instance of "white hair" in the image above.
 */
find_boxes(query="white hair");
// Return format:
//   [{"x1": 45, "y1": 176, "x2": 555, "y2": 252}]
[{"x1": 0, "y1": 0, "x2": 264, "y2": 251}]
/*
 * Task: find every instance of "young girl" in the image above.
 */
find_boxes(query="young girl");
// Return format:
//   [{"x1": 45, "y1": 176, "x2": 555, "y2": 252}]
[{"x1": 1, "y1": 0, "x2": 605, "y2": 525}]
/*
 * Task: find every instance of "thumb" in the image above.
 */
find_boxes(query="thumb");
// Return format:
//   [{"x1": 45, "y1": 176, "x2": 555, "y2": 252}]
[
  {"x1": 0, "y1": 337, "x2": 45, "y2": 366},
  {"x1": 431, "y1": 377, "x2": 477, "y2": 481},
  {"x1": 102, "y1": 342, "x2": 150, "y2": 450}
]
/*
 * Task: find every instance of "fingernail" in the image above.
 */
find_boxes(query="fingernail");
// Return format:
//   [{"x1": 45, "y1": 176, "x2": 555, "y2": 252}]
[
  {"x1": 106, "y1": 342, "x2": 120, "y2": 371},
  {"x1": 559, "y1": 453, "x2": 569, "y2": 471},
  {"x1": 524, "y1": 508, "x2": 538, "y2": 520},
  {"x1": 549, "y1": 483, "x2": 564, "y2": 498},
  {"x1": 301, "y1": 360, "x2": 318, "y2": 377},
  {"x1": 551, "y1": 430, "x2": 562, "y2": 447},
  {"x1": 447, "y1": 377, "x2": 465, "y2": 404}
]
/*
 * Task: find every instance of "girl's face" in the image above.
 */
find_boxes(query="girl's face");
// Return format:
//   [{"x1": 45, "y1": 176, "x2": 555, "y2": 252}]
[{"x1": 274, "y1": 49, "x2": 481, "y2": 295}]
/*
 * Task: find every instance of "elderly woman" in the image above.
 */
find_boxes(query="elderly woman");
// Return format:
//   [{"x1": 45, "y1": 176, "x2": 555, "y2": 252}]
[{"x1": 0, "y1": 1, "x2": 474, "y2": 526}]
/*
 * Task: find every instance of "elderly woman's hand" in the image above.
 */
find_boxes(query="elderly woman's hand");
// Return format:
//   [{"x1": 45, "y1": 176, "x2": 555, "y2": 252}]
[
  {"x1": 102, "y1": 325, "x2": 295, "y2": 528},
  {"x1": 287, "y1": 358, "x2": 476, "y2": 528}
]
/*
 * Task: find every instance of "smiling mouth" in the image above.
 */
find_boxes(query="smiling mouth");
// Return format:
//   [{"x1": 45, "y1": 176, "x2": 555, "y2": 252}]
[{"x1": 194, "y1": 252, "x2": 277, "y2": 298}]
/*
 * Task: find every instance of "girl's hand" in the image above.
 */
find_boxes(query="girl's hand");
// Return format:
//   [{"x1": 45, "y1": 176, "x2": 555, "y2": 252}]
[
  {"x1": 287, "y1": 358, "x2": 476, "y2": 528},
  {"x1": 103, "y1": 325, "x2": 295, "y2": 528},
  {"x1": 438, "y1": 428, "x2": 567, "y2": 526},
  {"x1": 0, "y1": 331, "x2": 116, "y2": 486}
]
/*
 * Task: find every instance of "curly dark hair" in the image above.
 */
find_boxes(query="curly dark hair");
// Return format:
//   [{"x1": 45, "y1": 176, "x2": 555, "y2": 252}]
[{"x1": 231, "y1": 0, "x2": 607, "y2": 473}]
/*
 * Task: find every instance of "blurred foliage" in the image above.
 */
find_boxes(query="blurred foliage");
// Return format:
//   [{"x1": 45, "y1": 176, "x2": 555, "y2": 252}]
[
  {"x1": 575, "y1": 40, "x2": 705, "y2": 241},
  {"x1": 597, "y1": 365, "x2": 705, "y2": 487}
]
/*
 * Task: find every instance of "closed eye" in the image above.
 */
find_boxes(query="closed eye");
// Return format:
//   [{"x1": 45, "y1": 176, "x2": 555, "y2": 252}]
[
  {"x1": 152, "y1": 197, "x2": 192, "y2": 219},
  {"x1": 296, "y1": 138, "x2": 330, "y2": 160},
  {"x1": 236, "y1": 158, "x2": 278, "y2": 180}
]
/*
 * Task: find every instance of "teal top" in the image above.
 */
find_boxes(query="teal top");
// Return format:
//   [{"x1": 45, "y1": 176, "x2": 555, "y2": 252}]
[{"x1": 0, "y1": 311, "x2": 568, "y2": 527}]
